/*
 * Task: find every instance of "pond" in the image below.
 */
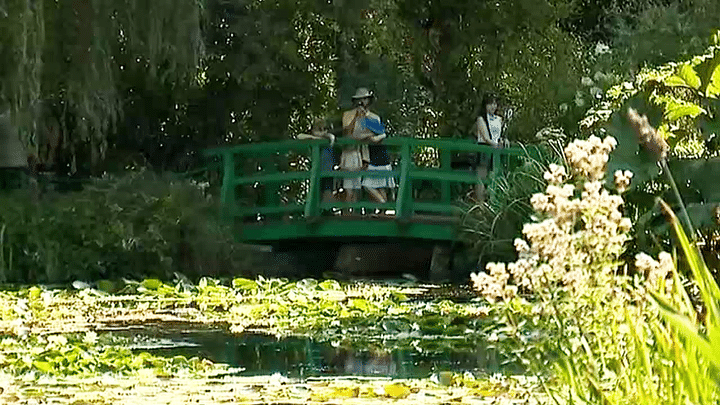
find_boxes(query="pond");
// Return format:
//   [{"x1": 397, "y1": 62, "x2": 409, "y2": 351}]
[
  {"x1": 105, "y1": 319, "x2": 523, "y2": 380},
  {"x1": 0, "y1": 278, "x2": 546, "y2": 403}
]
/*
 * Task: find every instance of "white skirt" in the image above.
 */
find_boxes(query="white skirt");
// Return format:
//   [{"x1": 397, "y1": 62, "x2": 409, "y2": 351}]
[
  {"x1": 340, "y1": 149, "x2": 363, "y2": 190},
  {"x1": 362, "y1": 164, "x2": 396, "y2": 188}
]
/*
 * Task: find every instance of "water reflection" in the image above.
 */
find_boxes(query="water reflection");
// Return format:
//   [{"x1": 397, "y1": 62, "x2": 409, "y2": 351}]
[{"x1": 111, "y1": 326, "x2": 522, "y2": 379}]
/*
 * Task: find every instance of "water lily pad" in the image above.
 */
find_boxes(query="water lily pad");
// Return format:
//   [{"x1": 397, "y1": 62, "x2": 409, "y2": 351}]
[{"x1": 384, "y1": 382, "x2": 411, "y2": 399}]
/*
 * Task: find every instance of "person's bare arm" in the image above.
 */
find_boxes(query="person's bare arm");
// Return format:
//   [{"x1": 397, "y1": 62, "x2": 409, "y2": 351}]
[
  {"x1": 297, "y1": 133, "x2": 320, "y2": 140},
  {"x1": 318, "y1": 131, "x2": 335, "y2": 145}
]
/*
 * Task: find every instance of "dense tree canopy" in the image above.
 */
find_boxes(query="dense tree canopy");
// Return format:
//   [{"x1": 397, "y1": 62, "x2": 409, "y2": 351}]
[{"x1": 0, "y1": 0, "x2": 719, "y2": 173}]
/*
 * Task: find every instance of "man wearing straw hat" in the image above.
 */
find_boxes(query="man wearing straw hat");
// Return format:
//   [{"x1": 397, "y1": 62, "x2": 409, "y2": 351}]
[{"x1": 341, "y1": 88, "x2": 387, "y2": 210}]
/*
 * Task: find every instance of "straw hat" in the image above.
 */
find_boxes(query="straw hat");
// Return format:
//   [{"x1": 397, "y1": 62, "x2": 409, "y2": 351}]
[{"x1": 351, "y1": 87, "x2": 374, "y2": 100}]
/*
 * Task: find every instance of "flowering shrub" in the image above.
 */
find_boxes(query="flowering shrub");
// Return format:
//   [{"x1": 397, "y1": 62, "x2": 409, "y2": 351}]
[
  {"x1": 471, "y1": 109, "x2": 720, "y2": 403},
  {"x1": 471, "y1": 135, "x2": 634, "y2": 303}
]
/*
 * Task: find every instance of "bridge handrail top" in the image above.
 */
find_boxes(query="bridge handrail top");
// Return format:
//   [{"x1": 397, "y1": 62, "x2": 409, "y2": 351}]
[{"x1": 202, "y1": 137, "x2": 532, "y2": 157}]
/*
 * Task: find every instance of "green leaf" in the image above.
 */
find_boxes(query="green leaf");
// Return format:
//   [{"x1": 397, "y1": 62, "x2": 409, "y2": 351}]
[
  {"x1": 318, "y1": 280, "x2": 341, "y2": 291},
  {"x1": 651, "y1": 292, "x2": 720, "y2": 369},
  {"x1": 141, "y1": 278, "x2": 163, "y2": 290},
  {"x1": 697, "y1": 51, "x2": 720, "y2": 98},
  {"x1": 657, "y1": 96, "x2": 706, "y2": 121},
  {"x1": 33, "y1": 360, "x2": 53, "y2": 373},
  {"x1": 232, "y1": 278, "x2": 258, "y2": 290},
  {"x1": 678, "y1": 63, "x2": 701, "y2": 89}
]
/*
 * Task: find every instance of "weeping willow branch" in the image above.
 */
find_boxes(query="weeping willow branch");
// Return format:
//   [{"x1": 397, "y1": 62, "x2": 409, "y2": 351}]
[{"x1": 0, "y1": 0, "x2": 206, "y2": 171}]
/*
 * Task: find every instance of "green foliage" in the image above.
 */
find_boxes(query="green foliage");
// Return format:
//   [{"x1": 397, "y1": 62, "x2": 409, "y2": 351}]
[
  {"x1": 0, "y1": 0, "x2": 206, "y2": 171},
  {"x1": 553, "y1": 205, "x2": 720, "y2": 404},
  {"x1": 0, "y1": 333, "x2": 217, "y2": 377},
  {"x1": 460, "y1": 142, "x2": 566, "y2": 266},
  {"x1": 0, "y1": 170, "x2": 251, "y2": 284},
  {"x1": 584, "y1": 33, "x2": 720, "y2": 158}
]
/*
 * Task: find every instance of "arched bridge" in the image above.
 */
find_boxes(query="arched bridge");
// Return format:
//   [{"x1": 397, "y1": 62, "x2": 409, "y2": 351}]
[{"x1": 202, "y1": 138, "x2": 531, "y2": 244}]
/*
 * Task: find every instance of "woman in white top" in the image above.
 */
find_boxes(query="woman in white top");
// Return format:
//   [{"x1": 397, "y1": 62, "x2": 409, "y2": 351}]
[{"x1": 474, "y1": 94, "x2": 505, "y2": 201}]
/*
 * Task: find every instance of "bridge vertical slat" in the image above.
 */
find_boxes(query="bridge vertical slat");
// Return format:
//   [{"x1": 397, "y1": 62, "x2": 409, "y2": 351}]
[
  {"x1": 440, "y1": 148, "x2": 451, "y2": 205},
  {"x1": 489, "y1": 148, "x2": 502, "y2": 206},
  {"x1": 304, "y1": 143, "x2": 321, "y2": 218},
  {"x1": 396, "y1": 140, "x2": 412, "y2": 219},
  {"x1": 220, "y1": 150, "x2": 234, "y2": 221},
  {"x1": 263, "y1": 155, "x2": 280, "y2": 209}
]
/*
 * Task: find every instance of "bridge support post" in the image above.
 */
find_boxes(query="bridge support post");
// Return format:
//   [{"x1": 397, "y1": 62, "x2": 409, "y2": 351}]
[
  {"x1": 304, "y1": 144, "x2": 322, "y2": 219},
  {"x1": 219, "y1": 151, "x2": 234, "y2": 221},
  {"x1": 396, "y1": 142, "x2": 412, "y2": 220},
  {"x1": 429, "y1": 244, "x2": 451, "y2": 283}
]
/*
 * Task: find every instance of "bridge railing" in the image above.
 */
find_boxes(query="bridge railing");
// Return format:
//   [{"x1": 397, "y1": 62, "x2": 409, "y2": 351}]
[{"x1": 202, "y1": 137, "x2": 530, "y2": 222}]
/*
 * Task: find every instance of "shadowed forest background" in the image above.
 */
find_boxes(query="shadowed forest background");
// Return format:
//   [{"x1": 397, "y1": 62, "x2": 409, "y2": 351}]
[{"x1": 2, "y1": 0, "x2": 720, "y2": 176}]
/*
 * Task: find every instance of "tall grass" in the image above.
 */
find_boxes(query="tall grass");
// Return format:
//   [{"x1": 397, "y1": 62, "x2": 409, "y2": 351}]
[
  {"x1": 554, "y1": 200, "x2": 720, "y2": 404},
  {"x1": 460, "y1": 141, "x2": 566, "y2": 266}
]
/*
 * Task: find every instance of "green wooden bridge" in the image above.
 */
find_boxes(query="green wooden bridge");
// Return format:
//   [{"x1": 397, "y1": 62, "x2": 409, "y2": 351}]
[{"x1": 202, "y1": 137, "x2": 531, "y2": 245}]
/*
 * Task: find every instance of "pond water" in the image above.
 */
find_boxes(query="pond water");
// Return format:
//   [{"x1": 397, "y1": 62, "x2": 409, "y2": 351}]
[{"x1": 106, "y1": 325, "x2": 523, "y2": 379}]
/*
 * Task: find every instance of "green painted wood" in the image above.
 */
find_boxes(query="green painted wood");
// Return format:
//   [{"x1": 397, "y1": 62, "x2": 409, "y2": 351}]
[
  {"x1": 413, "y1": 202, "x2": 463, "y2": 214},
  {"x1": 220, "y1": 151, "x2": 234, "y2": 220},
  {"x1": 318, "y1": 201, "x2": 396, "y2": 211},
  {"x1": 304, "y1": 144, "x2": 322, "y2": 218},
  {"x1": 411, "y1": 169, "x2": 482, "y2": 184},
  {"x1": 238, "y1": 218, "x2": 457, "y2": 242},
  {"x1": 440, "y1": 149, "x2": 451, "y2": 205},
  {"x1": 232, "y1": 171, "x2": 310, "y2": 185},
  {"x1": 203, "y1": 137, "x2": 531, "y2": 243},
  {"x1": 234, "y1": 204, "x2": 305, "y2": 217},
  {"x1": 396, "y1": 141, "x2": 413, "y2": 220}
]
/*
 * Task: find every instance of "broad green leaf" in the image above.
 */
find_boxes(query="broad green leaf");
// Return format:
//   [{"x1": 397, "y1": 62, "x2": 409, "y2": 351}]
[
  {"x1": 318, "y1": 280, "x2": 341, "y2": 291},
  {"x1": 697, "y1": 51, "x2": 720, "y2": 98},
  {"x1": 384, "y1": 383, "x2": 410, "y2": 399},
  {"x1": 141, "y1": 278, "x2": 162, "y2": 290},
  {"x1": 678, "y1": 63, "x2": 701, "y2": 89},
  {"x1": 659, "y1": 96, "x2": 706, "y2": 121},
  {"x1": 33, "y1": 360, "x2": 53, "y2": 373},
  {"x1": 232, "y1": 278, "x2": 258, "y2": 290}
]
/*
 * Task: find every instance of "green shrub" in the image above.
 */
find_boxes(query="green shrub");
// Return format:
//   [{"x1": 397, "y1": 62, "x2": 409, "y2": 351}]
[
  {"x1": 0, "y1": 169, "x2": 254, "y2": 284},
  {"x1": 460, "y1": 141, "x2": 566, "y2": 267}
]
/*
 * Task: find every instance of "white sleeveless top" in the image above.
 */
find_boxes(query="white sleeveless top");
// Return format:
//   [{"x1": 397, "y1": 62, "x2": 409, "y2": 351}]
[{"x1": 477, "y1": 114, "x2": 502, "y2": 144}]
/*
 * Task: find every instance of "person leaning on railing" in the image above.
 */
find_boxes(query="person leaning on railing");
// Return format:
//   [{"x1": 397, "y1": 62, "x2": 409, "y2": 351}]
[
  {"x1": 297, "y1": 117, "x2": 337, "y2": 204},
  {"x1": 473, "y1": 94, "x2": 507, "y2": 202}
]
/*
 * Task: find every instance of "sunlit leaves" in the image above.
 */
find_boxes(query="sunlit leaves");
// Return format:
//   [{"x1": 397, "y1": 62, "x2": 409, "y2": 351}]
[{"x1": 665, "y1": 63, "x2": 701, "y2": 89}]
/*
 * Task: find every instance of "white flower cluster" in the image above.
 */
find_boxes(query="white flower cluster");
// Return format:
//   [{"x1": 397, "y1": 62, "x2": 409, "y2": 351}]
[
  {"x1": 472, "y1": 135, "x2": 634, "y2": 300},
  {"x1": 635, "y1": 252, "x2": 673, "y2": 292},
  {"x1": 470, "y1": 263, "x2": 516, "y2": 303},
  {"x1": 564, "y1": 135, "x2": 616, "y2": 181}
]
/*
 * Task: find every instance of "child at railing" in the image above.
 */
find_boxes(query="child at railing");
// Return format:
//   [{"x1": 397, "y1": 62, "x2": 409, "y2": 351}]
[{"x1": 297, "y1": 118, "x2": 337, "y2": 204}]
